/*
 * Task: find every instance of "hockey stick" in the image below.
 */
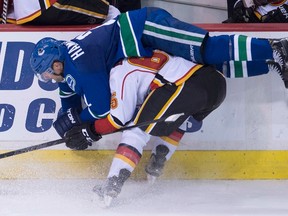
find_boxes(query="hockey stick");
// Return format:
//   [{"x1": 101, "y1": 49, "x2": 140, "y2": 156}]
[
  {"x1": 0, "y1": 113, "x2": 184, "y2": 159},
  {"x1": 1, "y1": 0, "x2": 8, "y2": 24}
]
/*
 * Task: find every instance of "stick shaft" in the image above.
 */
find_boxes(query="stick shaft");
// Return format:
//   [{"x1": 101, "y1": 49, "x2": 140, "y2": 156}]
[{"x1": 0, "y1": 139, "x2": 65, "y2": 159}]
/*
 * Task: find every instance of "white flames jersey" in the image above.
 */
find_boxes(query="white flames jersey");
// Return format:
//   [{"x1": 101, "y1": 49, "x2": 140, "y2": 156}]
[{"x1": 107, "y1": 50, "x2": 203, "y2": 129}]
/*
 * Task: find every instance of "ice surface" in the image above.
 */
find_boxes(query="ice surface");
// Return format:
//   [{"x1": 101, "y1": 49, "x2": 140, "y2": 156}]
[{"x1": 1, "y1": 179, "x2": 288, "y2": 216}]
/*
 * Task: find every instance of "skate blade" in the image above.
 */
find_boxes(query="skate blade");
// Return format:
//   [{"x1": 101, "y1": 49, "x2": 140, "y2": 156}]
[
  {"x1": 92, "y1": 192, "x2": 107, "y2": 208},
  {"x1": 147, "y1": 174, "x2": 157, "y2": 185},
  {"x1": 103, "y1": 195, "x2": 113, "y2": 207},
  {"x1": 92, "y1": 193, "x2": 114, "y2": 208}
]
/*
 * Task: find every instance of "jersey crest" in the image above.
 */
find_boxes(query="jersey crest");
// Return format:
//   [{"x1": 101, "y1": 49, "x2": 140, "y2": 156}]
[
  {"x1": 65, "y1": 74, "x2": 76, "y2": 92},
  {"x1": 111, "y1": 92, "x2": 118, "y2": 109}
]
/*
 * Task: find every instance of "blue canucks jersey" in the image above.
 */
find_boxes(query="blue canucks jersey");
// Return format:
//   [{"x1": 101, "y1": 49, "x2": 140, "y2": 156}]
[{"x1": 58, "y1": 18, "x2": 127, "y2": 122}]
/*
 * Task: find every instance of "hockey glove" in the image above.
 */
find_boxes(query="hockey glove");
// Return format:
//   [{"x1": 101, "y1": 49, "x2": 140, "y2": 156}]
[
  {"x1": 262, "y1": 4, "x2": 288, "y2": 23},
  {"x1": 53, "y1": 108, "x2": 82, "y2": 138},
  {"x1": 65, "y1": 123, "x2": 102, "y2": 150}
]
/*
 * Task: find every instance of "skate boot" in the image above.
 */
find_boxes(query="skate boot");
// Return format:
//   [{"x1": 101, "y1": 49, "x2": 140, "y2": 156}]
[
  {"x1": 93, "y1": 169, "x2": 131, "y2": 207},
  {"x1": 270, "y1": 38, "x2": 288, "y2": 88},
  {"x1": 145, "y1": 144, "x2": 169, "y2": 184}
]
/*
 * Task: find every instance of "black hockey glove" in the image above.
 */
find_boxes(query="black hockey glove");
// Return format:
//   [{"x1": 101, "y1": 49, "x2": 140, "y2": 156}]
[
  {"x1": 53, "y1": 108, "x2": 81, "y2": 138},
  {"x1": 262, "y1": 4, "x2": 288, "y2": 23},
  {"x1": 64, "y1": 123, "x2": 102, "y2": 150}
]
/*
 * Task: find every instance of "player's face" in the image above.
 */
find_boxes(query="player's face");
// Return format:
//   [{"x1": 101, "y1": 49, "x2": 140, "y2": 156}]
[
  {"x1": 52, "y1": 61, "x2": 64, "y2": 75},
  {"x1": 48, "y1": 61, "x2": 64, "y2": 82}
]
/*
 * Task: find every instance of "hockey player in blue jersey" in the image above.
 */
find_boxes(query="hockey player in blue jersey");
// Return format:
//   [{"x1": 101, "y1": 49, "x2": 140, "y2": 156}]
[{"x1": 30, "y1": 6, "x2": 288, "y2": 136}]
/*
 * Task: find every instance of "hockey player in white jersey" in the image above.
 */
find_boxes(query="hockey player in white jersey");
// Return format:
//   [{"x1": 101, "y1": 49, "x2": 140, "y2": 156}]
[{"x1": 57, "y1": 50, "x2": 226, "y2": 206}]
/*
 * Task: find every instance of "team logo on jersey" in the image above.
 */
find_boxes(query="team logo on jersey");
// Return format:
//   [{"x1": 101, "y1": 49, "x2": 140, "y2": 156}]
[
  {"x1": 65, "y1": 75, "x2": 76, "y2": 92},
  {"x1": 111, "y1": 92, "x2": 118, "y2": 109},
  {"x1": 37, "y1": 47, "x2": 45, "y2": 56}
]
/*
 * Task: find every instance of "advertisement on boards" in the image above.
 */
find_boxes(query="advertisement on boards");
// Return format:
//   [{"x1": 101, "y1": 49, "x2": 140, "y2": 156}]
[{"x1": 0, "y1": 32, "x2": 79, "y2": 148}]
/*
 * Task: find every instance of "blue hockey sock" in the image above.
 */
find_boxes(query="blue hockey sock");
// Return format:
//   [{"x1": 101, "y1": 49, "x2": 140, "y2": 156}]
[
  {"x1": 203, "y1": 35, "x2": 273, "y2": 65},
  {"x1": 230, "y1": 35, "x2": 273, "y2": 61}
]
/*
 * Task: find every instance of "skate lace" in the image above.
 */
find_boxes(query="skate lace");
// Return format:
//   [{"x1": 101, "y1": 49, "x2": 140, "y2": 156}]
[
  {"x1": 273, "y1": 50, "x2": 284, "y2": 70},
  {"x1": 268, "y1": 63, "x2": 283, "y2": 79}
]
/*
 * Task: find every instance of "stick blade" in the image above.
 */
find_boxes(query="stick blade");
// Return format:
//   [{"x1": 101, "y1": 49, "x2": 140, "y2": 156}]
[{"x1": 164, "y1": 113, "x2": 185, "y2": 122}]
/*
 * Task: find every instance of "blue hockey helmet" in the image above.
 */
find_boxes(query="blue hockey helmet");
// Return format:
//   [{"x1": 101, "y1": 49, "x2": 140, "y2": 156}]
[{"x1": 30, "y1": 37, "x2": 65, "y2": 82}]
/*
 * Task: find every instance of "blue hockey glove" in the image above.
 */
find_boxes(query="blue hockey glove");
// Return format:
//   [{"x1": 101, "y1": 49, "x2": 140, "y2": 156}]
[
  {"x1": 64, "y1": 123, "x2": 102, "y2": 150},
  {"x1": 53, "y1": 108, "x2": 82, "y2": 138}
]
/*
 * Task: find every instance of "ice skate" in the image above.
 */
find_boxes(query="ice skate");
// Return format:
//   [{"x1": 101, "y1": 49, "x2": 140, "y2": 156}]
[
  {"x1": 92, "y1": 169, "x2": 131, "y2": 207},
  {"x1": 145, "y1": 145, "x2": 169, "y2": 184},
  {"x1": 270, "y1": 38, "x2": 288, "y2": 88}
]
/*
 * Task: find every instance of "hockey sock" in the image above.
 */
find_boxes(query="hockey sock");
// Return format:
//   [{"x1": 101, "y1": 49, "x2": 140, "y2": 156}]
[
  {"x1": 203, "y1": 35, "x2": 273, "y2": 65},
  {"x1": 107, "y1": 143, "x2": 142, "y2": 177},
  {"x1": 230, "y1": 35, "x2": 273, "y2": 61},
  {"x1": 156, "y1": 127, "x2": 185, "y2": 160}
]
